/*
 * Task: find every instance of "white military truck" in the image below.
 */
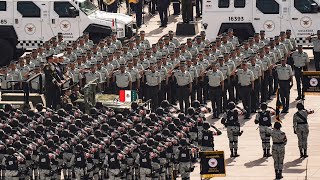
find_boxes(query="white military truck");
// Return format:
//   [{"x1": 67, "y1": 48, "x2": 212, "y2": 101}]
[
  {"x1": 0, "y1": 0, "x2": 135, "y2": 65},
  {"x1": 203, "y1": 0, "x2": 320, "y2": 43}
]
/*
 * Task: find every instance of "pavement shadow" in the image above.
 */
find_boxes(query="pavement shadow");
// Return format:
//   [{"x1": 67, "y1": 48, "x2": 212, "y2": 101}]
[
  {"x1": 244, "y1": 158, "x2": 268, "y2": 168},
  {"x1": 283, "y1": 158, "x2": 306, "y2": 174},
  {"x1": 225, "y1": 157, "x2": 236, "y2": 165}
]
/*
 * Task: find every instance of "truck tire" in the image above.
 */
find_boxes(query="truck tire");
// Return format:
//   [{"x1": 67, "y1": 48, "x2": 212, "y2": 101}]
[{"x1": 0, "y1": 39, "x2": 14, "y2": 66}]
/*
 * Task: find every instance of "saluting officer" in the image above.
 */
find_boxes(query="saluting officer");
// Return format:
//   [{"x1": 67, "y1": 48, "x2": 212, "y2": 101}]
[
  {"x1": 186, "y1": 57, "x2": 199, "y2": 102},
  {"x1": 127, "y1": 60, "x2": 141, "y2": 92},
  {"x1": 144, "y1": 63, "x2": 161, "y2": 110},
  {"x1": 218, "y1": 55, "x2": 230, "y2": 111},
  {"x1": 276, "y1": 59, "x2": 293, "y2": 113},
  {"x1": 255, "y1": 103, "x2": 272, "y2": 158},
  {"x1": 237, "y1": 61, "x2": 255, "y2": 119},
  {"x1": 307, "y1": 30, "x2": 320, "y2": 71},
  {"x1": 205, "y1": 62, "x2": 224, "y2": 118},
  {"x1": 292, "y1": 45, "x2": 309, "y2": 100},
  {"x1": 257, "y1": 48, "x2": 272, "y2": 102},
  {"x1": 156, "y1": 56, "x2": 169, "y2": 102},
  {"x1": 227, "y1": 28, "x2": 239, "y2": 47},
  {"x1": 174, "y1": 61, "x2": 192, "y2": 113},
  {"x1": 293, "y1": 102, "x2": 313, "y2": 158}
]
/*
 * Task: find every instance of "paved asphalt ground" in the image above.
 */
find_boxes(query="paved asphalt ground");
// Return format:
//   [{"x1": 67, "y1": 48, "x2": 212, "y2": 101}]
[{"x1": 78, "y1": 1, "x2": 320, "y2": 179}]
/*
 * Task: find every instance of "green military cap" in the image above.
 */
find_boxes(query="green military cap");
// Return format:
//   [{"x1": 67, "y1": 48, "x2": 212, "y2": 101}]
[
  {"x1": 198, "y1": 50, "x2": 203, "y2": 54},
  {"x1": 135, "y1": 35, "x2": 141, "y2": 40},
  {"x1": 185, "y1": 57, "x2": 192, "y2": 61},
  {"x1": 158, "y1": 40, "x2": 164, "y2": 44},
  {"x1": 152, "y1": 43, "x2": 157, "y2": 47},
  {"x1": 222, "y1": 32, "x2": 227, "y2": 37},
  {"x1": 97, "y1": 60, "x2": 102, "y2": 64},
  {"x1": 242, "y1": 40, "x2": 248, "y2": 44},
  {"x1": 236, "y1": 45, "x2": 241, "y2": 48},
  {"x1": 157, "y1": 57, "x2": 162, "y2": 62},
  {"x1": 274, "y1": 36, "x2": 279, "y2": 40},
  {"x1": 139, "y1": 51, "x2": 144, "y2": 55},
  {"x1": 223, "y1": 52, "x2": 229, "y2": 56},
  {"x1": 146, "y1": 48, "x2": 151, "y2": 52},
  {"x1": 168, "y1": 30, "x2": 174, "y2": 34},
  {"x1": 258, "y1": 48, "x2": 264, "y2": 52},
  {"x1": 269, "y1": 38, "x2": 274, "y2": 41},
  {"x1": 162, "y1": 54, "x2": 167, "y2": 58},
  {"x1": 218, "y1": 55, "x2": 224, "y2": 60},
  {"x1": 228, "y1": 28, "x2": 233, "y2": 32},
  {"x1": 286, "y1": 29, "x2": 291, "y2": 33},
  {"x1": 187, "y1": 38, "x2": 192, "y2": 42},
  {"x1": 58, "y1": 32, "x2": 63, "y2": 36},
  {"x1": 210, "y1": 41, "x2": 216, "y2": 46},
  {"x1": 170, "y1": 51, "x2": 175, "y2": 55},
  {"x1": 254, "y1": 33, "x2": 260, "y2": 36},
  {"x1": 180, "y1": 43, "x2": 186, "y2": 46},
  {"x1": 298, "y1": 44, "x2": 303, "y2": 47},
  {"x1": 180, "y1": 62, "x2": 186, "y2": 66},
  {"x1": 204, "y1": 47, "x2": 209, "y2": 51},
  {"x1": 264, "y1": 45, "x2": 270, "y2": 48},
  {"x1": 108, "y1": 52, "x2": 113, "y2": 56},
  {"x1": 90, "y1": 63, "x2": 95, "y2": 68},
  {"x1": 280, "y1": 31, "x2": 285, "y2": 35},
  {"x1": 242, "y1": 60, "x2": 248, "y2": 64},
  {"x1": 200, "y1": 31, "x2": 206, "y2": 35},
  {"x1": 196, "y1": 35, "x2": 202, "y2": 39},
  {"x1": 230, "y1": 49, "x2": 236, "y2": 53},
  {"x1": 150, "y1": 62, "x2": 156, "y2": 66},
  {"x1": 216, "y1": 37, "x2": 221, "y2": 41},
  {"x1": 281, "y1": 58, "x2": 286, "y2": 61},
  {"x1": 250, "y1": 53, "x2": 257, "y2": 58},
  {"x1": 127, "y1": 60, "x2": 133, "y2": 64},
  {"x1": 163, "y1": 35, "x2": 169, "y2": 40},
  {"x1": 248, "y1": 37, "x2": 254, "y2": 40},
  {"x1": 175, "y1": 48, "x2": 180, "y2": 52},
  {"x1": 133, "y1": 55, "x2": 138, "y2": 59},
  {"x1": 260, "y1": 30, "x2": 265, "y2": 34}
]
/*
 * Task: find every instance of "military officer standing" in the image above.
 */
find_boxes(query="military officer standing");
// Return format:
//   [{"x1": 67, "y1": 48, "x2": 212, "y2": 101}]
[
  {"x1": 127, "y1": 60, "x2": 141, "y2": 92},
  {"x1": 157, "y1": 0, "x2": 170, "y2": 27},
  {"x1": 204, "y1": 62, "x2": 224, "y2": 118},
  {"x1": 144, "y1": 63, "x2": 161, "y2": 110},
  {"x1": 248, "y1": 55, "x2": 262, "y2": 112},
  {"x1": 181, "y1": 0, "x2": 192, "y2": 23},
  {"x1": 292, "y1": 45, "x2": 309, "y2": 100},
  {"x1": 237, "y1": 61, "x2": 254, "y2": 119},
  {"x1": 307, "y1": 30, "x2": 320, "y2": 71},
  {"x1": 174, "y1": 62, "x2": 192, "y2": 113},
  {"x1": 218, "y1": 56, "x2": 230, "y2": 111},
  {"x1": 293, "y1": 102, "x2": 314, "y2": 158},
  {"x1": 113, "y1": 63, "x2": 132, "y2": 93},
  {"x1": 268, "y1": 122, "x2": 287, "y2": 180},
  {"x1": 276, "y1": 59, "x2": 293, "y2": 113},
  {"x1": 255, "y1": 103, "x2": 272, "y2": 157}
]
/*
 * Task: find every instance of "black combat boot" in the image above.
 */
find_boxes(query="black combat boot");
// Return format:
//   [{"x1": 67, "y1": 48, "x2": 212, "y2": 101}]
[
  {"x1": 230, "y1": 149, "x2": 234, "y2": 157},
  {"x1": 263, "y1": 149, "x2": 267, "y2": 157},
  {"x1": 234, "y1": 149, "x2": 240, "y2": 157},
  {"x1": 279, "y1": 170, "x2": 283, "y2": 179},
  {"x1": 266, "y1": 149, "x2": 272, "y2": 157},
  {"x1": 300, "y1": 149, "x2": 304, "y2": 158},
  {"x1": 275, "y1": 170, "x2": 279, "y2": 179},
  {"x1": 304, "y1": 149, "x2": 309, "y2": 158}
]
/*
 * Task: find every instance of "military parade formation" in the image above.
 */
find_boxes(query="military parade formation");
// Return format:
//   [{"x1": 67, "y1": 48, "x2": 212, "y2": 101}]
[{"x1": 0, "y1": 25, "x2": 319, "y2": 179}]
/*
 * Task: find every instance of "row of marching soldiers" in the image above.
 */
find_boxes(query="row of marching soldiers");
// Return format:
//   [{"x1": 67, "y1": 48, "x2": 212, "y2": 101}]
[{"x1": 0, "y1": 99, "x2": 222, "y2": 180}]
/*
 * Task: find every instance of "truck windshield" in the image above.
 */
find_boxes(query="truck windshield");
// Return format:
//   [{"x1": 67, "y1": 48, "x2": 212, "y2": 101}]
[
  {"x1": 294, "y1": 0, "x2": 317, "y2": 13},
  {"x1": 79, "y1": 0, "x2": 98, "y2": 15}
]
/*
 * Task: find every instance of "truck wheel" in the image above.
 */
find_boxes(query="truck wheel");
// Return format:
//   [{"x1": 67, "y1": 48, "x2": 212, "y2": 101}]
[{"x1": 0, "y1": 39, "x2": 14, "y2": 66}]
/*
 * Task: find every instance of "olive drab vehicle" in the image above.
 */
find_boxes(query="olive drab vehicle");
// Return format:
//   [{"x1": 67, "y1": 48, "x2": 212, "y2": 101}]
[
  {"x1": 0, "y1": 0, "x2": 136, "y2": 65},
  {"x1": 202, "y1": 0, "x2": 320, "y2": 43}
]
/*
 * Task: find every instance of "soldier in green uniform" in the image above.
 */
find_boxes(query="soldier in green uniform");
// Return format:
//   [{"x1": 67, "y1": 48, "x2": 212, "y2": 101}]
[{"x1": 292, "y1": 45, "x2": 309, "y2": 100}]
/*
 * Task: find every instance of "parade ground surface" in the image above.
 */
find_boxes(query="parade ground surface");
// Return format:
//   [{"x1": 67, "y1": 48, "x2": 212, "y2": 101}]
[{"x1": 130, "y1": 6, "x2": 320, "y2": 180}]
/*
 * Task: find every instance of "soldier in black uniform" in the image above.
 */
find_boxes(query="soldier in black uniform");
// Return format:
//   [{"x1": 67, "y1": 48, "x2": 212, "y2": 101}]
[
  {"x1": 135, "y1": 0, "x2": 143, "y2": 28},
  {"x1": 37, "y1": 145, "x2": 51, "y2": 180},
  {"x1": 2, "y1": 147, "x2": 19, "y2": 180},
  {"x1": 70, "y1": 144, "x2": 87, "y2": 180},
  {"x1": 43, "y1": 57, "x2": 62, "y2": 109},
  {"x1": 104, "y1": 145, "x2": 122, "y2": 179},
  {"x1": 178, "y1": 138, "x2": 193, "y2": 180},
  {"x1": 221, "y1": 102, "x2": 243, "y2": 157},
  {"x1": 201, "y1": 122, "x2": 222, "y2": 151},
  {"x1": 181, "y1": 0, "x2": 192, "y2": 23},
  {"x1": 172, "y1": 0, "x2": 181, "y2": 15},
  {"x1": 255, "y1": 103, "x2": 272, "y2": 157},
  {"x1": 157, "y1": 0, "x2": 170, "y2": 27}
]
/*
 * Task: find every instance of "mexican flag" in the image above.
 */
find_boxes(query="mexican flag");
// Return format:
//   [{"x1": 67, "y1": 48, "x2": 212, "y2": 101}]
[{"x1": 119, "y1": 90, "x2": 137, "y2": 102}]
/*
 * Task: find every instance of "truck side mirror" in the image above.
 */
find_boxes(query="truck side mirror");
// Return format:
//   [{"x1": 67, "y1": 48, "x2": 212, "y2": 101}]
[
  {"x1": 310, "y1": 3, "x2": 318, "y2": 13},
  {"x1": 69, "y1": 7, "x2": 79, "y2": 17}
]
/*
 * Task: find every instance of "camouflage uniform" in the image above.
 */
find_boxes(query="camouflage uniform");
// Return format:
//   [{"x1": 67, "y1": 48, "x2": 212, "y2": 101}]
[{"x1": 293, "y1": 109, "x2": 309, "y2": 156}]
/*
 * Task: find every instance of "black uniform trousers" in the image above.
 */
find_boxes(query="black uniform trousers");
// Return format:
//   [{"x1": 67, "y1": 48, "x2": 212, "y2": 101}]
[
  {"x1": 107, "y1": 0, "x2": 118, "y2": 13},
  {"x1": 239, "y1": 85, "x2": 252, "y2": 118},
  {"x1": 159, "y1": 81, "x2": 167, "y2": 103},
  {"x1": 314, "y1": 51, "x2": 320, "y2": 71},
  {"x1": 294, "y1": 67, "x2": 304, "y2": 98},
  {"x1": 222, "y1": 79, "x2": 229, "y2": 111},
  {"x1": 135, "y1": 0, "x2": 143, "y2": 27},
  {"x1": 191, "y1": 80, "x2": 198, "y2": 102},
  {"x1": 149, "y1": 0, "x2": 157, "y2": 14},
  {"x1": 98, "y1": 0, "x2": 107, "y2": 11},
  {"x1": 251, "y1": 79, "x2": 260, "y2": 112},
  {"x1": 177, "y1": 85, "x2": 190, "y2": 112},
  {"x1": 261, "y1": 71, "x2": 269, "y2": 102},
  {"x1": 198, "y1": 79, "x2": 208, "y2": 104},
  {"x1": 209, "y1": 86, "x2": 222, "y2": 116},
  {"x1": 278, "y1": 80, "x2": 290, "y2": 111},
  {"x1": 228, "y1": 75, "x2": 236, "y2": 102},
  {"x1": 195, "y1": 0, "x2": 202, "y2": 17},
  {"x1": 158, "y1": 6, "x2": 168, "y2": 26},
  {"x1": 45, "y1": 84, "x2": 61, "y2": 110},
  {"x1": 172, "y1": 0, "x2": 181, "y2": 15},
  {"x1": 168, "y1": 78, "x2": 176, "y2": 104},
  {"x1": 268, "y1": 72, "x2": 274, "y2": 98},
  {"x1": 181, "y1": 0, "x2": 192, "y2": 23},
  {"x1": 146, "y1": 85, "x2": 159, "y2": 110}
]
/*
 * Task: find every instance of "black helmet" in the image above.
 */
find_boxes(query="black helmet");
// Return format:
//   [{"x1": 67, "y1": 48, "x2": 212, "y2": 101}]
[
  {"x1": 89, "y1": 107, "x2": 99, "y2": 115},
  {"x1": 203, "y1": 122, "x2": 210, "y2": 130},
  {"x1": 192, "y1": 100, "x2": 201, "y2": 108},
  {"x1": 168, "y1": 123, "x2": 176, "y2": 131},
  {"x1": 156, "y1": 107, "x2": 165, "y2": 116},
  {"x1": 115, "y1": 114, "x2": 124, "y2": 121},
  {"x1": 180, "y1": 138, "x2": 187, "y2": 146},
  {"x1": 149, "y1": 113, "x2": 157, "y2": 120},
  {"x1": 81, "y1": 114, "x2": 89, "y2": 122},
  {"x1": 274, "y1": 122, "x2": 282, "y2": 129},
  {"x1": 27, "y1": 109, "x2": 35, "y2": 117},
  {"x1": 65, "y1": 103, "x2": 73, "y2": 112},
  {"x1": 296, "y1": 102, "x2": 304, "y2": 110},
  {"x1": 260, "y1": 103, "x2": 268, "y2": 110},
  {"x1": 227, "y1": 101, "x2": 236, "y2": 110},
  {"x1": 161, "y1": 100, "x2": 170, "y2": 108},
  {"x1": 109, "y1": 144, "x2": 117, "y2": 153},
  {"x1": 115, "y1": 138, "x2": 123, "y2": 147},
  {"x1": 178, "y1": 113, "x2": 185, "y2": 120},
  {"x1": 146, "y1": 138, "x2": 154, "y2": 146},
  {"x1": 35, "y1": 103, "x2": 44, "y2": 112},
  {"x1": 95, "y1": 102, "x2": 104, "y2": 109},
  {"x1": 7, "y1": 147, "x2": 15, "y2": 155},
  {"x1": 4, "y1": 104, "x2": 13, "y2": 112},
  {"x1": 131, "y1": 102, "x2": 139, "y2": 109},
  {"x1": 187, "y1": 107, "x2": 195, "y2": 115},
  {"x1": 173, "y1": 118, "x2": 180, "y2": 126},
  {"x1": 75, "y1": 144, "x2": 84, "y2": 152},
  {"x1": 140, "y1": 143, "x2": 149, "y2": 151},
  {"x1": 40, "y1": 145, "x2": 49, "y2": 153}
]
